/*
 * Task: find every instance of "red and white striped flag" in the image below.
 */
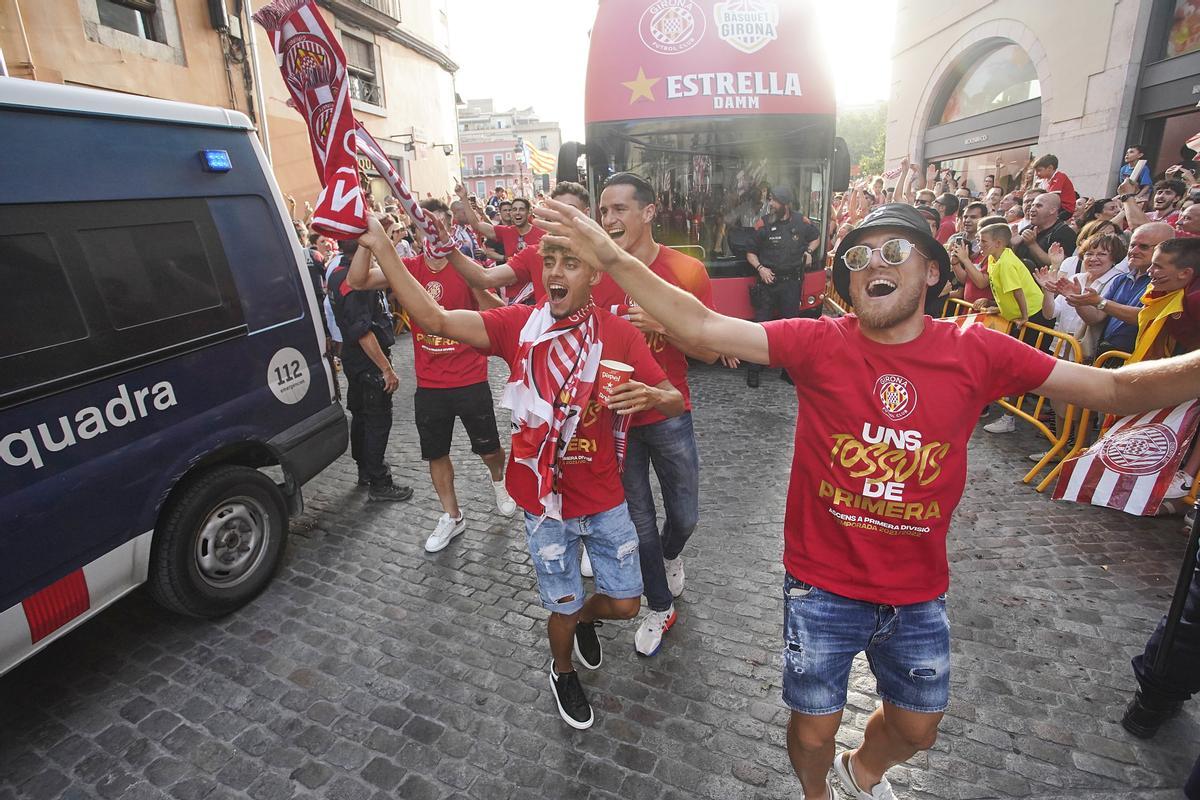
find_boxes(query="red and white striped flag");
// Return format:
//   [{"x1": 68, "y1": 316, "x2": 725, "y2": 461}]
[
  {"x1": 253, "y1": 0, "x2": 366, "y2": 238},
  {"x1": 881, "y1": 166, "x2": 903, "y2": 180},
  {"x1": 1053, "y1": 400, "x2": 1200, "y2": 516}
]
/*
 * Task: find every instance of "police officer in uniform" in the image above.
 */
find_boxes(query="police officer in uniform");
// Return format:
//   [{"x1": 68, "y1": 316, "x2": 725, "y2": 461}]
[
  {"x1": 745, "y1": 186, "x2": 820, "y2": 387},
  {"x1": 328, "y1": 240, "x2": 413, "y2": 502}
]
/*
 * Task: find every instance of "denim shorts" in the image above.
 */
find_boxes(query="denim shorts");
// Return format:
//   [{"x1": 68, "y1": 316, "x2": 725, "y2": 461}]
[
  {"x1": 524, "y1": 503, "x2": 643, "y2": 615},
  {"x1": 782, "y1": 574, "x2": 950, "y2": 715}
]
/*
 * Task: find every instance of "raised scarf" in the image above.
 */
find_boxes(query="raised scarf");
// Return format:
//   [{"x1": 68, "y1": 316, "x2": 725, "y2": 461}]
[
  {"x1": 501, "y1": 303, "x2": 629, "y2": 520},
  {"x1": 1131, "y1": 287, "x2": 1185, "y2": 363}
]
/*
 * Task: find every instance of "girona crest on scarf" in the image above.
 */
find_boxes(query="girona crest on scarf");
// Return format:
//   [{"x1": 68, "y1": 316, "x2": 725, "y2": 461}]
[{"x1": 253, "y1": 0, "x2": 366, "y2": 238}]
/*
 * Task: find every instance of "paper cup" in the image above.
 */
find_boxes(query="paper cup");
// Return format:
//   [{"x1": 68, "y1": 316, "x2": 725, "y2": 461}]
[{"x1": 596, "y1": 359, "x2": 634, "y2": 407}]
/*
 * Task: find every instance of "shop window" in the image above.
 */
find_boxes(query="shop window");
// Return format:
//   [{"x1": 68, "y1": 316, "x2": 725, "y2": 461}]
[
  {"x1": 938, "y1": 44, "x2": 1041, "y2": 125},
  {"x1": 1166, "y1": 0, "x2": 1200, "y2": 58},
  {"x1": 343, "y1": 34, "x2": 382, "y2": 106}
]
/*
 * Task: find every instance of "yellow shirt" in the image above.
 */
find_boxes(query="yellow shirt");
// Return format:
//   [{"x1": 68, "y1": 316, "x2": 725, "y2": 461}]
[{"x1": 988, "y1": 247, "x2": 1044, "y2": 322}]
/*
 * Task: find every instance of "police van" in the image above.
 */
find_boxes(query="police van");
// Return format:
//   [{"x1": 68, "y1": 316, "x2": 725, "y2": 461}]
[{"x1": 0, "y1": 78, "x2": 348, "y2": 675}]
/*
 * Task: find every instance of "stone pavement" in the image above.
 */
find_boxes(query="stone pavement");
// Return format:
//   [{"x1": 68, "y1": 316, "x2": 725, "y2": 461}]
[{"x1": 1, "y1": 345, "x2": 1197, "y2": 800}]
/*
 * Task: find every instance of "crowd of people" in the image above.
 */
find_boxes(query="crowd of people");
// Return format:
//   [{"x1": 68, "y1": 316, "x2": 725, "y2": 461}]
[{"x1": 280, "y1": 152, "x2": 1200, "y2": 799}]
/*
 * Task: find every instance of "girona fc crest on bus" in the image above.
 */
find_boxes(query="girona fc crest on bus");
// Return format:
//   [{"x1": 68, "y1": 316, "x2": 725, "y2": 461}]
[
  {"x1": 1098, "y1": 423, "x2": 1178, "y2": 476},
  {"x1": 713, "y1": 0, "x2": 779, "y2": 54},
  {"x1": 424, "y1": 281, "x2": 444, "y2": 302},
  {"x1": 875, "y1": 373, "x2": 917, "y2": 422},
  {"x1": 638, "y1": 0, "x2": 705, "y2": 55}
]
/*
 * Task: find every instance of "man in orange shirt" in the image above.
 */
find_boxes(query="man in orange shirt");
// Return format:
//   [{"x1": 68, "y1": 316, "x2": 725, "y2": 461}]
[{"x1": 598, "y1": 173, "x2": 721, "y2": 656}]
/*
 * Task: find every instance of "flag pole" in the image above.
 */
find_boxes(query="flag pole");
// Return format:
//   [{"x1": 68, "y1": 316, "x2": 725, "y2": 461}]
[
  {"x1": 243, "y1": 0, "x2": 273, "y2": 164},
  {"x1": 1152, "y1": 502, "x2": 1200, "y2": 675}
]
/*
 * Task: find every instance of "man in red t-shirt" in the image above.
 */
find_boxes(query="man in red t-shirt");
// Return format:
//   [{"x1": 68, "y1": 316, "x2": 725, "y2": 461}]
[
  {"x1": 346, "y1": 199, "x2": 518, "y2": 553},
  {"x1": 353, "y1": 215, "x2": 683, "y2": 733},
  {"x1": 456, "y1": 183, "x2": 543, "y2": 302},
  {"x1": 598, "y1": 172, "x2": 720, "y2": 658},
  {"x1": 442, "y1": 182, "x2": 628, "y2": 310},
  {"x1": 534, "y1": 199, "x2": 1200, "y2": 800}
]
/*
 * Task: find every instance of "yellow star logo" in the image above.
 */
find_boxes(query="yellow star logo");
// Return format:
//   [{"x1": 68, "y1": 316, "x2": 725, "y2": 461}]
[{"x1": 622, "y1": 68, "x2": 660, "y2": 104}]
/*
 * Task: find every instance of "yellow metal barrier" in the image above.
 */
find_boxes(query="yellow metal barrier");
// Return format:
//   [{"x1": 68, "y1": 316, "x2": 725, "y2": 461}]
[{"x1": 823, "y1": 270, "x2": 851, "y2": 316}]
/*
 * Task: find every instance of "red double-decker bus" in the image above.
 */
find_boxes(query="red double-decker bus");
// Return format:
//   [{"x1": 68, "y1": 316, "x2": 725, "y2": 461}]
[{"x1": 560, "y1": 0, "x2": 850, "y2": 319}]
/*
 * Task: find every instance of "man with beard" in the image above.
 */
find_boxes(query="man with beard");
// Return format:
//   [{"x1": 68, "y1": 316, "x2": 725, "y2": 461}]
[
  {"x1": 456, "y1": 183, "x2": 543, "y2": 293},
  {"x1": 352, "y1": 215, "x2": 683, "y2": 732},
  {"x1": 745, "y1": 185, "x2": 821, "y2": 387},
  {"x1": 597, "y1": 172, "x2": 721, "y2": 657},
  {"x1": 1121, "y1": 178, "x2": 1186, "y2": 228},
  {"x1": 533, "y1": 199, "x2": 1200, "y2": 800}
]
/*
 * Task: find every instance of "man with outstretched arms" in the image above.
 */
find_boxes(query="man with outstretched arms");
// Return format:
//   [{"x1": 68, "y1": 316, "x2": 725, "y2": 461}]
[
  {"x1": 596, "y1": 172, "x2": 720, "y2": 658},
  {"x1": 455, "y1": 182, "x2": 543, "y2": 302},
  {"x1": 345, "y1": 200, "x2": 518, "y2": 553},
  {"x1": 533, "y1": 199, "x2": 1200, "y2": 800},
  {"x1": 352, "y1": 215, "x2": 683, "y2": 732}
]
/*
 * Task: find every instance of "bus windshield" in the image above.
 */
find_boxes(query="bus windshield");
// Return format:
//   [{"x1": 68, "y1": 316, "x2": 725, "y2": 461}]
[{"x1": 587, "y1": 114, "x2": 833, "y2": 275}]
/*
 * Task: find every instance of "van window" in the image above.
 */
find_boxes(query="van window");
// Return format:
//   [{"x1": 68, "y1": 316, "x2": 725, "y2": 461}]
[
  {"x1": 0, "y1": 232, "x2": 88, "y2": 359},
  {"x1": 79, "y1": 222, "x2": 221, "y2": 329},
  {"x1": 0, "y1": 200, "x2": 246, "y2": 408}
]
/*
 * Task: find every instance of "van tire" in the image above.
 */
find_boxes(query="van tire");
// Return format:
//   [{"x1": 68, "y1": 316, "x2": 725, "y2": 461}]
[{"x1": 148, "y1": 465, "x2": 288, "y2": 618}]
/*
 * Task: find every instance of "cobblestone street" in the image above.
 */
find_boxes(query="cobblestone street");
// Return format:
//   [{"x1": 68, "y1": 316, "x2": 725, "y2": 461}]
[{"x1": 1, "y1": 345, "x2": 1197, "y2": 800}]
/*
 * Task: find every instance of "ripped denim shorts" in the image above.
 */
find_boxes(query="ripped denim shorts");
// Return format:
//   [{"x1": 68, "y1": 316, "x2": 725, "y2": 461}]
[
  {"x1": 782, "y1": 573, "x2": 950, "y2": 716},
  {"x1": 524, "y1": 503, "x2": 643, "y2": 615}
]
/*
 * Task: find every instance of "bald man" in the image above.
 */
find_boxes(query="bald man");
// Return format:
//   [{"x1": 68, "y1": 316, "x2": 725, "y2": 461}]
[{"x1": 1013, "y1": 192, "x2": 1076, "y2": 271}]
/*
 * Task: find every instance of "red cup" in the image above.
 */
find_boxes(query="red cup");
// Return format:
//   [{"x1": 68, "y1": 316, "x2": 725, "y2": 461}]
[{"x1": 596, "y1": 359, "x2": 634, "y2": 407}]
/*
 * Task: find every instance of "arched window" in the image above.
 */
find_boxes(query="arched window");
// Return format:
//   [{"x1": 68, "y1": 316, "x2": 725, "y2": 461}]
[{"x1": 938, "y1": 44, "x2": 1041, "y2": 124}]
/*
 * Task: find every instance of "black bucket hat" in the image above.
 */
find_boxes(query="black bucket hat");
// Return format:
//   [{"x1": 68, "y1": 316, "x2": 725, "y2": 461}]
[{"x1": 832, "y1": 203, "x2": 951, "y2": 305}]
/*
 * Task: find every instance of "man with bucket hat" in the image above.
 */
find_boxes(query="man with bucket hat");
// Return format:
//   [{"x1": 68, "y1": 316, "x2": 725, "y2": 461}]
[
  {"x1": 745, "y1": 185, "x2": 821, "y2": 386},
  {"x1": 533, "y1": 198, "x2": 1200, "y2": 800}
]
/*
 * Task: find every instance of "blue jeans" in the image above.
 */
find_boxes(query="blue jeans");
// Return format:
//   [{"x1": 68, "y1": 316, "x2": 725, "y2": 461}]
[
  {"x1": 621, "y1": 412, "x2": 700, "y2": 612},
  {"x1": 524, "y1": 504, "x2": 643, "y2": 615},
  {"x1": 782, "y1": 574, "x2": 951, "y2": 715}
]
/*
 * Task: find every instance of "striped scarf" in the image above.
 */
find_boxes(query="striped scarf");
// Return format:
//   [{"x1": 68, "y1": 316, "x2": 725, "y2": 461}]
[{"x1": 502, "y1": 303, "x2": 629, "y2": 520}]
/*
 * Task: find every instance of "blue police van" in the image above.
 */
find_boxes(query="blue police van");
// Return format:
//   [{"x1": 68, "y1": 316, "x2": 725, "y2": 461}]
[{"x1": 0, "y1": 78, "x2": 348, "y2": 674}]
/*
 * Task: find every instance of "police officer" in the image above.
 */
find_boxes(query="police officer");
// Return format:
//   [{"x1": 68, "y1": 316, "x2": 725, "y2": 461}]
[
  {"x1": 328, "y1": 239, "x2": 413, "y2": 502},
  {"x1": 745, "y1": 186, "x2": 820, "y2": 387}
]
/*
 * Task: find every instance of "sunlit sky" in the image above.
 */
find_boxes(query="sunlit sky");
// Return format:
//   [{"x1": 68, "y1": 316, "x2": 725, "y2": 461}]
[{"x1": 446, "y1": 1, "x2": 897, "y2": 141}]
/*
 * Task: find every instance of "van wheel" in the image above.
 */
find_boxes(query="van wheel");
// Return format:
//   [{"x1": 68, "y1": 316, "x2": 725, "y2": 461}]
[{"x1": 149, "y1": 465, "x2": 288, "y2": 618}]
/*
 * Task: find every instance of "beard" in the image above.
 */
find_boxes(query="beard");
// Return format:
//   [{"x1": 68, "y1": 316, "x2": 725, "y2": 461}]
[{"x1": 851, "y1": 280, "x2": 927, "y2": 330}]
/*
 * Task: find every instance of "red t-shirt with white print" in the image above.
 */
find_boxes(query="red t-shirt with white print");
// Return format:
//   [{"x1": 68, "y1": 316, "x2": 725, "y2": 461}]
[
  {"x1": 403, "y1": 255, "x2": 488, "y2": 389},
  {"x1": 478, "y1": 303, "x2": 667, "y2": 518},
  {"x1": 764, "y1": 315, "x2": 1057, "y2": 604},
  {"x1": 507, "y1": 246, "x2": 627, "y2": 309}
]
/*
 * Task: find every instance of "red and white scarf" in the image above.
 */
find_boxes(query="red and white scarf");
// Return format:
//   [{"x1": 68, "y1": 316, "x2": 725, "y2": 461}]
[
  {"x1": 254, "y1": 0, "x2": 456, "y2": 257},
  {"x1": 502, "y1": 304, "x2": 629, "y2": 520},
  {"x1": 253, "y1": 0, "x2": 364, "y2": 238}
]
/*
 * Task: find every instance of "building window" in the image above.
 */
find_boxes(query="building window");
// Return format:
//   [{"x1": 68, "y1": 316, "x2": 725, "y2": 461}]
[
  {"x1": 493, "y1": 154, "x2": 504, "y2": 167},
  {"x1": 476, "y1": 181, "x2": 486, "y2": 196},
  {"x1": 539, "y1": 136, "x2": 549, "y2": 151},
  {"x1": 505, "y1": 152, "x2": 512, "y2": 161},
  {"x1": 937, "y1": 44, "x2": 1040, "y2": 125},
  {"x1": 495, "y1": 180, "x2": 505, "y2": 189},
  {"x1": 96, "y1": 0, "x2": 164, "y2": 42},
  {"x1": 474, "y1": 155, "x2": 484, "y2": 169},
  {"x1": 343, "y1": 34, "x2": 382, "y2": 106}
]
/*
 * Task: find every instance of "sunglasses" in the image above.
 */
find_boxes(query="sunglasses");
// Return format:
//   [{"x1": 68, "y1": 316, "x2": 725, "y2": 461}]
[{"x1": 842, "y1": 238, "x2": 926, "y2": 271}]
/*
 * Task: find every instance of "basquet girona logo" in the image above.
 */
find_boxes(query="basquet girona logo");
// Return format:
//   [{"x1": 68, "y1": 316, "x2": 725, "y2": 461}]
[
  {"x1": 1098, "y1": 423, "x2": 1179, "y2": 476},
  {"x1": 285, "y1": 34, "x2": 336, "y2": 144},
  {"x1": 638, "y1": 0, "x2": 706, "y2": 55},
  {"x1": 875, "y1": 373, "x2": 917, "y2": 422}
]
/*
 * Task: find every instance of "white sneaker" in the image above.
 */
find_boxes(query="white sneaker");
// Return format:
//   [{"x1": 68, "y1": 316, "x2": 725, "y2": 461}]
[
  {"x1": 580, "y1": 544, "x2": 593, "y2": 578},
  {"x1": 633, "y1": 606, "x2": 678, "y2": 656},
  {"x1": 1165, "y1": 470, "x2": 1194, "y2": 500},
  {"x1": 664, "y1": 557, "x2": 685, "y2": 597},
  {"x1": 491, "y1": 480, "x2": 517, "y2": 516},
  {"x1": 425, "y1": 512, "x2": 466, "y2": 553},
  {"x1": 984, "y1": 414, "x2": 1016, "y2": 434},
  {"x1": 833, "y1": 750, "x2": 897, "y2": 800}
]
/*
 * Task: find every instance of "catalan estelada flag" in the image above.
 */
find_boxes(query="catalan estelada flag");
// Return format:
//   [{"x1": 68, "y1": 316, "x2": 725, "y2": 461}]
[{"x1": 523, "y1": 140, "x2": 557, "y2": 176}]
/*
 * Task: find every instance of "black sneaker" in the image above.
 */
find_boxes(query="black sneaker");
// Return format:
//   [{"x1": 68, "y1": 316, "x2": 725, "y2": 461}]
[
  {"x1": 549, "y1": 667, "x2": 593, "y2": 730},
  {"x1": 573, "y1": 620, "x2": 603, "y2": 670},
  {"x1": 746, "y1": 370, "x2": 760, "y2": 388},
  {"x1": 1121, "y1": 692, "x2": 1182, "y2": 739},
  {"x1": 368, "y1": 482, "x2": 413, "y2": 502}
]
